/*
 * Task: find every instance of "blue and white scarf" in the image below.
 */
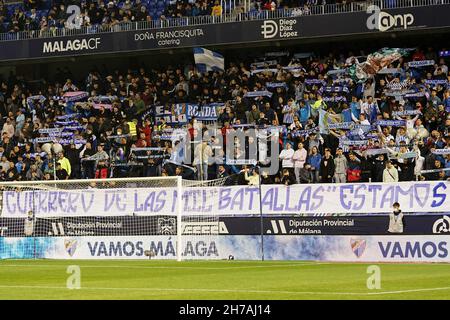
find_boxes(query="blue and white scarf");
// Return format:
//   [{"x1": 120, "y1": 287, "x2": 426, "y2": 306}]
[
  {"x1": 376, "y1": 120, "x2": 406, "y2": 127},
  {"x1": 407, "y1": 60, "x2": 435, "y2": 68}
]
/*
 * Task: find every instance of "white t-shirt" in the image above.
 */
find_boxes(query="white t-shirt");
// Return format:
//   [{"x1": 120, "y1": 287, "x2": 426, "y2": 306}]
[
  {"x1": 293, "y1": 148, "x2": 307, "y2": 168},
  {"x1": 279, "y1": 148, "x2": 295, "y2": 168}
]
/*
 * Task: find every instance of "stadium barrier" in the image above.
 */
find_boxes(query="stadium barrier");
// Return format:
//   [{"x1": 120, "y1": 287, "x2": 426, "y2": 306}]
[
  {"x1": 0, "y1": 178, "x2": 449, "y2": 262},
  {"x1": 1, "y1": 3, "x2": 450, "y2": 61},
  {"x1": 1, "y1": 0, "x2": 448, "y2": 42}
]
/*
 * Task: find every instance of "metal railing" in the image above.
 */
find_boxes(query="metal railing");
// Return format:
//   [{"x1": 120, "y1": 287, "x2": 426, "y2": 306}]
[{"x1": 0, "y1": 0, "x2": 448, "y2": 42}]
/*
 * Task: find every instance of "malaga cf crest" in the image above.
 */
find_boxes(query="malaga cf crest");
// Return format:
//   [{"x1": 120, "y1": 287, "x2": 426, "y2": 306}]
[
  {"x1": 350, "y1": 239, "x2": 366, "y2": 258},
  {"x1": 64, "y1": 239, "x2": 78, "y2": 257}
]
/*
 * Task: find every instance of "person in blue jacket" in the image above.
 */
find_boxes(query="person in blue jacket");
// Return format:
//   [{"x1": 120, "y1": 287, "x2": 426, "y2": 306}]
[{"x1": 305, "y1": 146, "x2": 322, "y2": 183}]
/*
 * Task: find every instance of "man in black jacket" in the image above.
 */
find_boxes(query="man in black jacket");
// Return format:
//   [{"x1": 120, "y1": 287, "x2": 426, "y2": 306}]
[
  {"x1": 65, "y1": 142, "x2": 81, "y2": 179},
  {"x1": 234, "y1": 96, "x2": 248, "y2": 123},
  {"x1": 280, "y1": 169, "x2": 296, "y2": 185},
  {"x1": 217, "y1": 165, "x2": 229, "y2": 179},
  {"x1": 372, "y1": 153, "x2": 387, "y2": 182},
  {"x1": 396, "y1": 156, "x2": 416, "y2": 181},
  {"x1": 319, "y1": 148, "x2": 335, "y2": 183},
  {"x1": 81, "y1": 142, "x2": 96, "y2": 179},
  {"x1": 427, "y1": 159, "x2": 444, "y2": 181}
]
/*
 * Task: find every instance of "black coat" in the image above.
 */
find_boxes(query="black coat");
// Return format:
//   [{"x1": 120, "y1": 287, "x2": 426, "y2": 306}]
[
  {"x1": 396, "y1": 158, "x2": 416, "y2": 181},
  {"x1": 281, "y1": 173, "x2": 296, "y2": 185},
  {"x1": 319, "y1": 156, "x2": 335, "y2": 182}
]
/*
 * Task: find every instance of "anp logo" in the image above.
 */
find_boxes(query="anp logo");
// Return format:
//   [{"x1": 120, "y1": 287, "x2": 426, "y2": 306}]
[
  {"x1": 261, "y1": 20, "x2": 278, "y2": 39},
  {"x1": 366, "y1": 5, "x2": 414, "y2": 32}
]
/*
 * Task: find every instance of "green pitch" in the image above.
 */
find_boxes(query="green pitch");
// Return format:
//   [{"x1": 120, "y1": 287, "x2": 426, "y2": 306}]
[{"x1": 0, "y1": 260, "x2": 449, "y2": 300}]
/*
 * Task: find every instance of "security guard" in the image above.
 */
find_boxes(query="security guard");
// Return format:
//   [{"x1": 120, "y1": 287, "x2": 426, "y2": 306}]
[{"x1": 388, "y1": 202, "x2": 404, "y2": 233}]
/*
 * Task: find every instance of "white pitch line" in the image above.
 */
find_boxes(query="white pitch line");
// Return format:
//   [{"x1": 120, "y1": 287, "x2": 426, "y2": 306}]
[
  {"x1": 0, "y1": 285, "x2": 174, "y2": 297},
  {"x1": 0, "y1": 284, "x2": 449, "y2": 296},
  {"x1": 0, "y1": 262, "x2": 331, "y2": 270},
  {"x1": 0, "y1": 285, "x2": 367, "y2": 295},
  {"x1": 367, "y1": 286, "x2": 450, "y2": 295}
]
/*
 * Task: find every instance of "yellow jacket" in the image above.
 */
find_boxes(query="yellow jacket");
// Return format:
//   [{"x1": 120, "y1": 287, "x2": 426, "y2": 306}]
[
  {"x1": 211, "y1": 5, "x2": 222, "y2": 16},
  {"x1": 128, "y1": 121, "x2": 137, "y2": 137},
  {"x1": 58, "y1": 157, "x2": 72, "y2": 177}
]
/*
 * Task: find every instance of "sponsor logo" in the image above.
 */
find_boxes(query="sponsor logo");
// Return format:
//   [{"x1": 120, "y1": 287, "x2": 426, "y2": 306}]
[
  {"x1": 50, "y1": 222, "x2": 65, "y2": 236},
  {"x1": 378, "y1": 241, "x2": 448, "y2": 259},
  {"x1": 433, "y1": 216, "x2": 450, "y2": 234},
  {"x1": 350, "y1": 238, "x2": 366, "y2": 258},
  {"x1": 42, "y1": 38, "x2": 101, "y2": 53},
  {"x1": 62, "y1": 221, "x2": 124, "y2": 236},
  {"x1": 261, "y1": 20, "x2": 278, "y2": 38},
  {"x1": 64, "y1": 239, "x2": 78, "y2": 257},
  {"x1": 134, "y1": 29, "x2": 204, "y2": 47},
  {"x1": 182, "y1": 221, "x2": 229, "y2": 235},
  {"x1": 158, "y1": 218, "x2": 176, "y2": 235},
  {"x1": 366, "y1": 5, "x2": 414, "y2": 32},
  {"x1": 267, "y1": 220, "x2": 287, "y2": 234},
  {"x1": 261, "y1": 19, "x2": 298, "y2": 39}
]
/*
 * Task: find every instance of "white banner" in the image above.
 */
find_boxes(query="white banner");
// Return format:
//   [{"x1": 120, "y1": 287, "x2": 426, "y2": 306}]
[
  {"x1": 62, "y1": 236, "x2": 221, "y2": 260},
  {"x1": 1, "y1": 181, "x2": 449, "y2": 217},
  {"x1": 262, "y1": 235, "x2": 450, "y2": 262},
  {"x1": 2, "y1": 235, "x2": 450, "y2": 262}
]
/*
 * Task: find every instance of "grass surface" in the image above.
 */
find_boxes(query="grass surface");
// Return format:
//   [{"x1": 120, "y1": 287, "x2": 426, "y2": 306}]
[{"x1": 0, "y1": 260, "x2": 449, "y2": 299}]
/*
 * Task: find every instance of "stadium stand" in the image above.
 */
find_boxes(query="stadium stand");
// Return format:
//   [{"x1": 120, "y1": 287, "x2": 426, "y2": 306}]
[
  {"x1": 0, "y1": 45, "x2": 449, "y2": 183},
  {"x1": 0, "y1": 0, "x2": 450, "y2": 271},
  {"x1": 3, "y1": 0, "x2": 399, "y2": 40},
  {"x1": 0, "y1": 0, "x2": 308, "y2": 34}
]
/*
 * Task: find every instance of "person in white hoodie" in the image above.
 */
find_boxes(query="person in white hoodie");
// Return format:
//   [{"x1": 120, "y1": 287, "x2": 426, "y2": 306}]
[
  {"x1": 292, "y1": 142, "x2": 307, "y2": 183},
  {"x1": 279, "y1": 142, "x2": 295, "y2": 175},
  {"x1": 383, "y1": 161, "x2": 399, "y2": 182},
  {"x1": 244, "y1": 167, "x2": 260, "y2": 186}
]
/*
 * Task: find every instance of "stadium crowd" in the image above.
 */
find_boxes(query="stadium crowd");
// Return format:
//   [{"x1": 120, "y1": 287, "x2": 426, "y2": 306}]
[
  {"x1": 0, "y1": 47, "x2": 449, "y2": 184},
  {"x1": 0, "y1": 0, "x2": 356, "y2": 35}
]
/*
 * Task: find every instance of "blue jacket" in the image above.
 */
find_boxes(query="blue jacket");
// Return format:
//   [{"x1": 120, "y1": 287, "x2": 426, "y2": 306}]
[
  {"x1": 307, "y1": 154, "x2": 322, "y2": 170},
  {"x1": 350, "y1": 102, "x2": 360, "y2": 119},
  {"x1": 299, "y1": 104, "x2": 311, "y2": 124},
  {"x1": 342, "y1": 108, "x2": 352, "y2": 123}
]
